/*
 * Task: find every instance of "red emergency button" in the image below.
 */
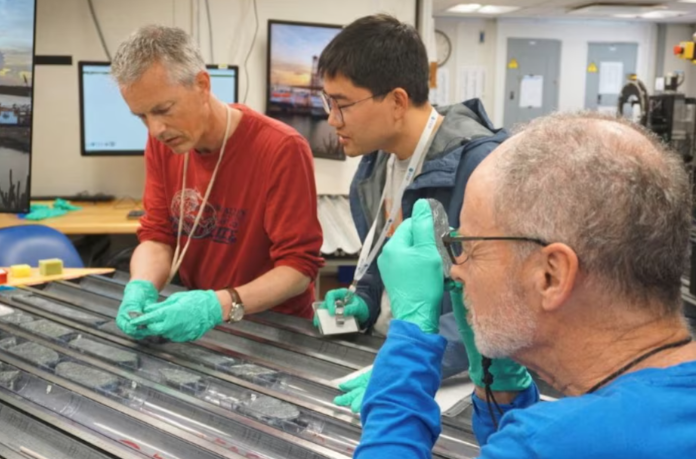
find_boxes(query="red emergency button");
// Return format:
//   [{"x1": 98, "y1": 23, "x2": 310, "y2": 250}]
[{"x1": 675, "y1": 45, "x2": 684, "y2": 55}]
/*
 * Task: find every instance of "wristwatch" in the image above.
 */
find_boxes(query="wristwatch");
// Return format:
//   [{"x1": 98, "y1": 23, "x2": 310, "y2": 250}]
[{"x1": 226, "y1": 288, "x2": 245, "y2": 323}]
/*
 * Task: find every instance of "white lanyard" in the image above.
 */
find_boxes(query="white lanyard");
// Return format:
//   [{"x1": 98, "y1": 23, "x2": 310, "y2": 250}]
[
  {"x1": 167, "y1": 105, "x2": 232, "y2": 284},
  {"x1": 347, "y1": 108, "x2": 439, "y2": 297}
]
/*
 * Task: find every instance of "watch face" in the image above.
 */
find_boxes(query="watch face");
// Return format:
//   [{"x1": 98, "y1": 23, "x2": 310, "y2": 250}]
[{"x1": 231, "y1": 303, "x2": 245, "y2": 322}]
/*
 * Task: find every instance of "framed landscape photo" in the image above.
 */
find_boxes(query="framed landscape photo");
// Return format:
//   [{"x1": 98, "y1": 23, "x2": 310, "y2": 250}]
[
  {"x1": 0, "y1": 0, "x2": 36, "y2": 213},
  {"x1": 266, "y1": 20, "x2": 345, "y2": 161}
]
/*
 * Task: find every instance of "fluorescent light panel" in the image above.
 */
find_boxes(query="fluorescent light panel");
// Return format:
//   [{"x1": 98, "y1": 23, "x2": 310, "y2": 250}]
[
  {"x1": 568, "y1": 3, "x2": 665, "y2": 16},
  {"x1": 478, "y1": 5, "x2": 520, "y2": 14},
  {"x1": 446, "y1": 3, "x2": 520, "y2": 14},
  {"x1": 640, "y1": 10, "x2": 688, "y2": 18},
  {"x1": 447, "y1": 3, "x2": 482, "y2": 13}
]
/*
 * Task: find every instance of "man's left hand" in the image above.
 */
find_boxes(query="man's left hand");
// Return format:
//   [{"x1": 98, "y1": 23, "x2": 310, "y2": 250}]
[
  {"x1": 129, "y1": 290, "x2": 224, "y2": 342},
  {"x1": 377, "y1": 199, "x2": 444, "y2": 334}
]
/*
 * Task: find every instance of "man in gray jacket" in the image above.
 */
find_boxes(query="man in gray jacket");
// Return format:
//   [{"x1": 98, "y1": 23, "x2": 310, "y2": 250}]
[{"x1": 315, "y1": 14, "x2": 512, "y2": 411}]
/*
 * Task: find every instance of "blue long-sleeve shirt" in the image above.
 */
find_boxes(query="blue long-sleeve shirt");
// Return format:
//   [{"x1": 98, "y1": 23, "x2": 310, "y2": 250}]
[{"x1": 357, "y1": 320, "x2": 696, "y2": 458}]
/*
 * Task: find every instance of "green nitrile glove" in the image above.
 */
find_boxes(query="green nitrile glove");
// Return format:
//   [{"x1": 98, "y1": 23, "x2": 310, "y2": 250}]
[
  {"x1": 334, "y1": 369, "x2": 372, "y2": 413},
  {"x1": 377, "y1": 199, "x2": 443, "y2": 334},
  {"x1": 24, "y1": 205, "x2": 67, "y2": 221},
  {"x1": 449, "y1": 282, "x2": 533, "y2": 392},
  {"x1": 53, "y1": 198, "x2": 81, "y2": 211},
  {"x1": 116, "y1": 280, "x2": 159, "y2": 339},
  {"x1": 313, "y1": 288, "x2": 370, "y2": 327},
  {"x1": 129, "y1": 290, "x2": 223, "y2": 342}
]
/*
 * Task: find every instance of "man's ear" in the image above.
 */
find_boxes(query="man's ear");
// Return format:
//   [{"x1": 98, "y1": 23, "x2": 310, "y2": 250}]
[
  {"x1": 195, "y1": 70, "x2": 211, "y2": 95},
  {"x1": 536, "y1": 243, "x2": 579, "y2": 312},
  {"x1": 391, "y1": 88, "x2": 410, "y2": 118}
]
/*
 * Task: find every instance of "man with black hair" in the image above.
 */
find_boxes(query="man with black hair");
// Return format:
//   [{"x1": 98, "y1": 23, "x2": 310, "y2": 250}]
[{"x1": 314, "y1": 14, "x2": 516, "y2": 412}]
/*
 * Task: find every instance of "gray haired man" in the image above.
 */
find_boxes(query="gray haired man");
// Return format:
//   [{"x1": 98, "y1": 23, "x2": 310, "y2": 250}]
[
  {"x1": 355, "y1": 112, "x2": 696, "y2": 458},
  {"x1": 111, "y1": 25, "x2": 324, "y2": 343}
]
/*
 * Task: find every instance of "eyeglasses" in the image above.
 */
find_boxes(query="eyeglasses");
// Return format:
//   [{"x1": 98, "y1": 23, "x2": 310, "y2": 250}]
[
  {"x1": 320, "y1": 91, "x2": 388, "y2": 125},
  {"x1": 442, "y1": 231, "x2": 549, "y2": 265}
]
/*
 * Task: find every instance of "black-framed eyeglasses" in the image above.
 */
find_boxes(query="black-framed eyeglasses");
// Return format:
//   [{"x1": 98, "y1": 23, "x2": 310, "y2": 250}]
[
  {"x1": 320, "y1": 91, "x2": 388, "y2": 125},
  {"x1": 442, "y1": 231, "x2": 549, "y2": 265}
]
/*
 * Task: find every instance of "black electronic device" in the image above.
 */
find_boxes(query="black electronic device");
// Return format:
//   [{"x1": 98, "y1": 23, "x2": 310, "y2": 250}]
[
  {"x1": 31, "y1": 193, "x2": 115, "y2": 203},
  {"x1": 126, "y1": 209, "x2": 145, "y2": 220}
]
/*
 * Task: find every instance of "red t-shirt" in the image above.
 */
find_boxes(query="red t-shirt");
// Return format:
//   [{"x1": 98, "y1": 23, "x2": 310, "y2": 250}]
[{"x1": 137, "y1": 104, "x2": 324, "y2": 318}]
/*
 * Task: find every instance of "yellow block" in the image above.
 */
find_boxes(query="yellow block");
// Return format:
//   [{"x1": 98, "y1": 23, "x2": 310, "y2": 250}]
[
  {"x1": 10, "y1": 264, "x2": 32, "y2": 278},
  {"x1": 508, "y1": 58, "x2": 518, "y2": 69},
  {"x1": 588, "y1": 62, "x2": 598, "y2": 73},
  {"x1": 39, "y1": 258, "x2": 64, "y2": 276}
]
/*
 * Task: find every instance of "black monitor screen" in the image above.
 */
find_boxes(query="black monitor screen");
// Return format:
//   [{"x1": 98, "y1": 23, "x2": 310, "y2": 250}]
[
  {"x1": 79, "y1": 62, "x2": 239, "y2": 156},
  {"x1": 266, "y1": 20, "x2": 344, "y2": 161},
  {"x1": 0, "y1": 0, "x2": 36, "y2": 213}
]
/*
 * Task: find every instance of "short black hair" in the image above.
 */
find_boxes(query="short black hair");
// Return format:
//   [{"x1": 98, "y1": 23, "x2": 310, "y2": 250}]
[{"x1": 318, "y1": 14, "x2": 430, "y2": 106}]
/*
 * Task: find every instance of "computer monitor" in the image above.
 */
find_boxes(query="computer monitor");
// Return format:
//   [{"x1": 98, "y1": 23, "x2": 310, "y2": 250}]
[
  {"x1": 266, "y1": 20, "x2": 345, "y2": 161},
  {"x1": 79, "y1": 62, "x2": 239, "y2": 156},
  {"x1": 0, "y1": 0, "x2": 36, "y2": 213}
]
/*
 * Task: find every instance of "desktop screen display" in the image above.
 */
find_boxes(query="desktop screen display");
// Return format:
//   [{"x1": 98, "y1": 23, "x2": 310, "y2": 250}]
[
  {"x1": 0, "y1": 0, "x2": 36, "y2": 213},
  {"x1": 79, "y1": 63, "x2": 239, "y2": 156},
  {"x1": 266, "y1": 20, "x2": 344, "y2": 161}
]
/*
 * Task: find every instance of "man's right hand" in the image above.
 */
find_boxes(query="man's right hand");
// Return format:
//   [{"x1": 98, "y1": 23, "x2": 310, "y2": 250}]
[
  {"x1": 334, "y1": 369, "x2": 372, "y2": 413},
  {"x1": 313, "y1": 288, "x2": 369, "y2": 328},
  {"x1": 116, "y1": 280, "x2": 159, "y2": 339}
]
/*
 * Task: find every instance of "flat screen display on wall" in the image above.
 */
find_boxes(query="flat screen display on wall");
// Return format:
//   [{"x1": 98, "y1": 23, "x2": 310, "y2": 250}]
[
  {"x1": 0, "y1": 0, "x2": 36, "y2": 213},
  {"x1": 266, "y1": 20, "x2": 345, "y2": 161}
]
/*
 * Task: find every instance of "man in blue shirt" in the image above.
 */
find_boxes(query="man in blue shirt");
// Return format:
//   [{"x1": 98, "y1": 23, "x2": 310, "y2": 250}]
[{"x1": 357, "y1": 112, "x2": 696, "y2": 457}]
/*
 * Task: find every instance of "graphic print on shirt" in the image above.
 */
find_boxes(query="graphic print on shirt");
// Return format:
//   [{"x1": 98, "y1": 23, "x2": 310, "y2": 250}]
[{"x1": 170, "y1": 188, "x2": 247, "y2": 244}]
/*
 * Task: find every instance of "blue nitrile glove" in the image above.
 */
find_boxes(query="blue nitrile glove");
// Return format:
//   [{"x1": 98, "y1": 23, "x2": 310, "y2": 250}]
[
  {"x1": 129, "y1": 290, "x2": 223, "y2": 342},
  {"x1": 449, "y1": 281, "x2": 533, "y2": 392},
  {"x1": 334, "y1": 369, "x2": 372, "y2": 413},
  {"x1": 116, "y1": 280, "x2": 159, "y2": 339},
  {"x1": 313, "y1": 288, "x2": 369, "y2": 328},
  {"x1": 377, "y1": 199, "x2": 443, "y2": 334}
]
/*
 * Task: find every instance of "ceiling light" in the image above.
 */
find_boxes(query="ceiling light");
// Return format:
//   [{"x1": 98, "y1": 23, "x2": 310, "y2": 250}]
[
  {"x1": 641, "y1": 10, "x2": 688, "y2": 18},
  {"x1": 447, "y1": 3, "x2": 482, "y2": 13},
  {"x1": 478, "y1": 5, "x2": 520, "y2": 14},
  {"x1": 569, "y1": 3, "x2": 665, "y2": 16}
]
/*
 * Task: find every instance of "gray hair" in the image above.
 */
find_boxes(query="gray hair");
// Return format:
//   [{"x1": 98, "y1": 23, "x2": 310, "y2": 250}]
[
  {"x1": 111, "y1": 25, "x2": 205, "y2": 86},
  {"x1": 494, "y1": 112, "x2": 691, "y2": 314}
]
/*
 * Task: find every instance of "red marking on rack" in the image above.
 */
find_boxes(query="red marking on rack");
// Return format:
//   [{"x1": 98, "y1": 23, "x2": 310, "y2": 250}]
[{"x1": 120, "y1": 440, "x2": 141, "y2": 450}]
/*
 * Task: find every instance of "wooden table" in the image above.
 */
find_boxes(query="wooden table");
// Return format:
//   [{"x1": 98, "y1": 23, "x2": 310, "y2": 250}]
[{"x1": 0, "y1": 201, "x2": 141, "y2": 235}]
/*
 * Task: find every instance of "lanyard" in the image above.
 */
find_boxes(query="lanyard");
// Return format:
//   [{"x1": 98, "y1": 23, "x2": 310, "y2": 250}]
[
  {"x1": 168, "y1": 105, "x2": 232, "y2": 284},
  {"x1": 346, "y1": 108, "x2": 439, "y2": 299}
]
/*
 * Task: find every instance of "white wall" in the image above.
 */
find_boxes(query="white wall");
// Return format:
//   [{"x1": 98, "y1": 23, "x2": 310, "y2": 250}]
[
  {"x1": 31, "y1": 0, "x2": 416, "y2": 198},
  {"x1": 492, "y1": 19, "x2": 657, "y2": 128},
  {"x1": 434, "y1": 18, "x2": 497, "y2": 118}
]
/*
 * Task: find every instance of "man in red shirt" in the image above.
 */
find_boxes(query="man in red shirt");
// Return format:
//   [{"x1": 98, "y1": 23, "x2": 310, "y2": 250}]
[{"x1": 110, "y1": 25, "x2": 323, "y2": 342}]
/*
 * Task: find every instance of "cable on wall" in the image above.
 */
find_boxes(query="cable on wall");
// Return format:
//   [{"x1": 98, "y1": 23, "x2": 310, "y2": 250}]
[
  {"x1": 204, "y1": 0, "x2": 214, "y2": 62},
  {"x1": 242, "y1": 0, "x2": 259, "y2": 104},
  {"x1": 87, "y1": 0, "x2": 111, "y2": 61}
]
